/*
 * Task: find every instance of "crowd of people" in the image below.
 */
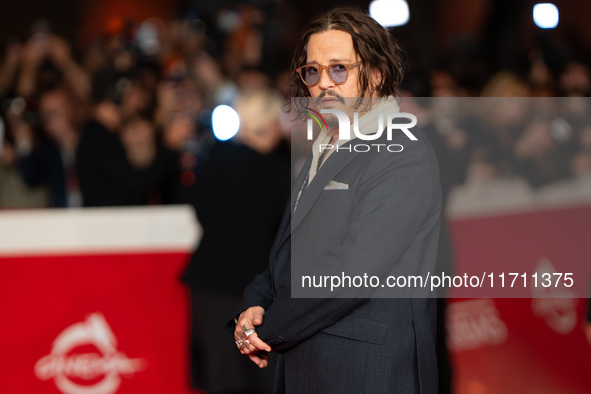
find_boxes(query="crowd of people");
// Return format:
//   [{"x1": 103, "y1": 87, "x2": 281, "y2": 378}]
[
  {"x1": 0, "y1": 12, "x2": 590, "y2": 209},
  {"x1": 0, "y1": 10, "x2": 590, "y2": 209},
  {"x1": 400, "y1": 69, "x2": 591, "y2": 192},
  {"x1": 0, "y1": 12, "x2": 291, "y2": 208}
]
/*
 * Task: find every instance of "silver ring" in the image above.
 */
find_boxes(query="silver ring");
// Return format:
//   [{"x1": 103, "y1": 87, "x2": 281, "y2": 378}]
[
  {"x1": 244, "y1": 328, "x2": 256, "y2": 337},
  {"x1": 236, "y1": 338, "x2": 250, "y2": 350}
]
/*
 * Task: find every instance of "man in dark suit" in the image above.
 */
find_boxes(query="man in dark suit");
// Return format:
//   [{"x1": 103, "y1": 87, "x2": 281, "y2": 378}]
[{"x1": 227, "y1": 7, "x2": 441, "y2": 393}]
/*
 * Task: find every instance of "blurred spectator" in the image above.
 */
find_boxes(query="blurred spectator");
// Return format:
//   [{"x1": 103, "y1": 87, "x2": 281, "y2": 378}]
[
  {"x1": 182, "y1": 88, "x2": 289, "y2": 394},
  {"x1": 16, "y1": 23, "x2": 89, "y2": 101},
  {"x1": 527, "y1": 49, "x2": 555, "y2": 97},
  {"x1": 474, "y1": 75, "x2": 531, "y2": 182},
  {"x1": 0, "y1": 154, "x2": 50, "y2": 207},
  {"x1": 154, "y1": 70, "x2": 203, "y2": 136},
  {"x1": 120, "y1": 116, "x2": 158, "y2": 169},
  {"x1": 571, "y1": 124, "x2": 591, "y2": 176},
  {"x1": 0, "y1": 99, "x2": 51, "y2": 207},
  {"x1": 480, "y1": 71, "x2": 530, "y2": 98},
  {"x1": 513, "y1": 115, "x2": 578, "y2": 187},
  {"x1": 76, "y1": 69, "x2": 179, "y2": 206},
  {"x1": 430, "y1": 70, "x2": 463, "y2": 97},
  {"x1": 236, "y1": 66, "x2": 270, "y2": 91},
  {"x1": 38, "y1": 87, "x2": 83, "y2": 206},
  {"x1": 192, "y1": 52, "x2": 239, "y2": 106},
  {"x1": 558, "y1": 61, "x2": 590, "y2": 97},
  {"x1": 219, "y1": 5, "x2": 265, "y2": 78},
  {"x1": 0, "y1": 40, "x2": 22, "y2": 99},
  {"x1": 11, "y1": 99, "x2": 67, "y2": 207}
]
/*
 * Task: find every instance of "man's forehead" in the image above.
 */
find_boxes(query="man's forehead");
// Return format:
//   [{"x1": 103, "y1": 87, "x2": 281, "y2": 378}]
[
  {"x1": 305, "y1": 57, "x2": 355, "y2": 65},
  {"x1": 306, "y1": 30, "x2": 357, "y2": 62},
  {"x1": 307, "y1": 29, "x2": 353, "y2": 45}
]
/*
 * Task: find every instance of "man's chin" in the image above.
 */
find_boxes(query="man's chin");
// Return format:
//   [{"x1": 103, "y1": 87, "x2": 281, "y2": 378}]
[{"x1": 325, "y1": 116, "x2": 339, "y2": 128}]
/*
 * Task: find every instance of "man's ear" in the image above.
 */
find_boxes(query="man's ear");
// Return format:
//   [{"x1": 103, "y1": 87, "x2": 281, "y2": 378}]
[
  {"x1": 374, "y1": 69, "x2": 383, "y2": 83},
  {"x1": 371, "y1": 69, "x2": 383, "y2": 94}
]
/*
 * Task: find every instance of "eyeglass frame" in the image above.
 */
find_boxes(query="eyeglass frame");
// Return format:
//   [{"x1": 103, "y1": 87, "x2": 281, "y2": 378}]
[{"x1": 295, "y1": 62, "x2": 362, "y2": 87}]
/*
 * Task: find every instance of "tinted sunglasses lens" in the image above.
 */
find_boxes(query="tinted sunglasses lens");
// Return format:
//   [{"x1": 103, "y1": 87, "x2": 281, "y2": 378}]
[
  {"x1": 301, "y1": 66, "x2": 320, "y2": 86},
  {"x1": 329, "y1": 64, "x2": 348, "y2": 83}
]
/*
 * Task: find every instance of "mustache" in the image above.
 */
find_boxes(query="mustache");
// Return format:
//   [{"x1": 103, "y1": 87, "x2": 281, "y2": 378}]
[{"x1": 315, "y1": 90, "x2": 345, "y2": 105}]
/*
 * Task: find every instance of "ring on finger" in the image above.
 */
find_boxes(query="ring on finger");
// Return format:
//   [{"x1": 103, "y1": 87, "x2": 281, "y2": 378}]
[
  {"x1": 243, "y1": 328, "x2": 256, "y2": 337},
  {"x1": 242, "y1": 325, "x2": 257, "y2": 337}
]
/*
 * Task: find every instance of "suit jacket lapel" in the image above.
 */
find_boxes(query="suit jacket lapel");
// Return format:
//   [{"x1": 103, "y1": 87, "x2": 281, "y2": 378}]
[
  {"x1": 291, "y1": 144, "x2": 360, "y2": 232},
  {"x1": 273, "y1": 155, "x2": 312, "y2": 253},
  {"x1": 290, "y1": 155, "x2": 313, "y2": 213},
  {"x1": 275, "y1": 144, "x2": 361, "y2": 253}
]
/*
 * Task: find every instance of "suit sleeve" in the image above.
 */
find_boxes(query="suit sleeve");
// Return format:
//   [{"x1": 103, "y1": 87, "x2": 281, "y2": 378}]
[
  {"x1": 225, "y1": 265, "x2": 276, "y2": 335},
  {"x1": 255, "y1": 137, "x2": 442, "y2": 352}
]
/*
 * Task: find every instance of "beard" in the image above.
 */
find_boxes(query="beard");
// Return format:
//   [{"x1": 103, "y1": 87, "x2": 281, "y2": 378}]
[
  {"x1": 316, "y1": 90, "x2": 345, "y2": 127},
  {"x1": 323, "y1": 114, "x2": 340, "y2": 127}
]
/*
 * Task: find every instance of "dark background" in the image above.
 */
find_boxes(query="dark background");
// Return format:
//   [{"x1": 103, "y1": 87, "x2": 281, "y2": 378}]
[{"x1": 3, "y1": 0, "x2": 591, "y2": 84}]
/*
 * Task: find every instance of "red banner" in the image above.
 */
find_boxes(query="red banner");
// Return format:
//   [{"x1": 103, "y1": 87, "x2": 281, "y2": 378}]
[
  {"x1": 448, "y1": 204, "x2": 591, "y2": 393},
  {"x1": 0, "y1": 207, "x2": 202, "y2": 394},
  {"x1": 1, "y1": 203, "x2": 590, "y2": 392}
]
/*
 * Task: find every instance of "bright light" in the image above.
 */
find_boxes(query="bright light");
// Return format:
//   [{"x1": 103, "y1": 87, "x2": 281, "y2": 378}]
[
  {"x1": 533, "y1": 3, "x2": 559, "y2": 29},
  {"x1": 212, "y1": 105, "x2": 240, "y2": 141},
  {"x1": 369, "y1": 0, "x2": 410, "y2": 28}
]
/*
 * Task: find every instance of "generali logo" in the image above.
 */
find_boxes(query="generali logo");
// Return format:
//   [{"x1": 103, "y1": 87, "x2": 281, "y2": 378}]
[{"x1": 35, "y1": 313, "x2": 146, "y2": 394}]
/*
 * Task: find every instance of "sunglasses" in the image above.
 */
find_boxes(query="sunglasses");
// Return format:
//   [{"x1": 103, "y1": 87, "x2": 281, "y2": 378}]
[{"x1": 295, "y1": 62, "x2": 361, "y2": 87}]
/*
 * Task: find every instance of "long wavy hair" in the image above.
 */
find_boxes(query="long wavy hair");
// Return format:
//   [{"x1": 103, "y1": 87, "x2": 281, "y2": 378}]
[{"x1": 288, "y1": 7, "x2": 406, "y2": 115}]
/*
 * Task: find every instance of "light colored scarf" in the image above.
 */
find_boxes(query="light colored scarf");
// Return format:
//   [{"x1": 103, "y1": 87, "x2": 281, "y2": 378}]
[{"x1": 308, "y1": 97, "x2": 400, "y2": 183}]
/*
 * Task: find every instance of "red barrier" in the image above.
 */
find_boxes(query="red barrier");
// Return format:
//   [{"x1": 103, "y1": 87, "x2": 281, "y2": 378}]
[
  {"x1": 448, "y1": 204, "x2": 591, "y2": 393},
  {"x1": 1, "y1": 201, "x2": 590, "y2": 392},
  {"x1": 0, "y1": 207, "x2": 202, "y2": 394}
]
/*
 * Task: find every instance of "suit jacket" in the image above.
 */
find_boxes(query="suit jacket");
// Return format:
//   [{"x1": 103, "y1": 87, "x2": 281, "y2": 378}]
[{"x1": 228, "y1": 128, "x2": 441, "y2": 394}]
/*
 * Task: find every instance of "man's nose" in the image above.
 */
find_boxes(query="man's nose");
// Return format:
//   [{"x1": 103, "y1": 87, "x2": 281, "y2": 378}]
[{"x1": 317, "y1": 68, "x2": 335, "y2": 90}]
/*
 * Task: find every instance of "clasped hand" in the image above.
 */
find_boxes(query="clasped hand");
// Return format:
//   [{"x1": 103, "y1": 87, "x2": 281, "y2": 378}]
[{"x1": 234, "y1": 306, "x2": 272, "y2": 368}]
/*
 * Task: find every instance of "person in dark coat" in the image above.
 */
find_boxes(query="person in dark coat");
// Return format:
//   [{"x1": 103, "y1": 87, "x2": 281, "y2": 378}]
[
  {"x1": 182, "y1": 88, "x2": 290, "y2": 394},
  {"x1": 76, "y1": 69, "x2": 178, "y2": 207},
  {"x1": 228, "y1": 8, "x2": 441, "y2": 394}
]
